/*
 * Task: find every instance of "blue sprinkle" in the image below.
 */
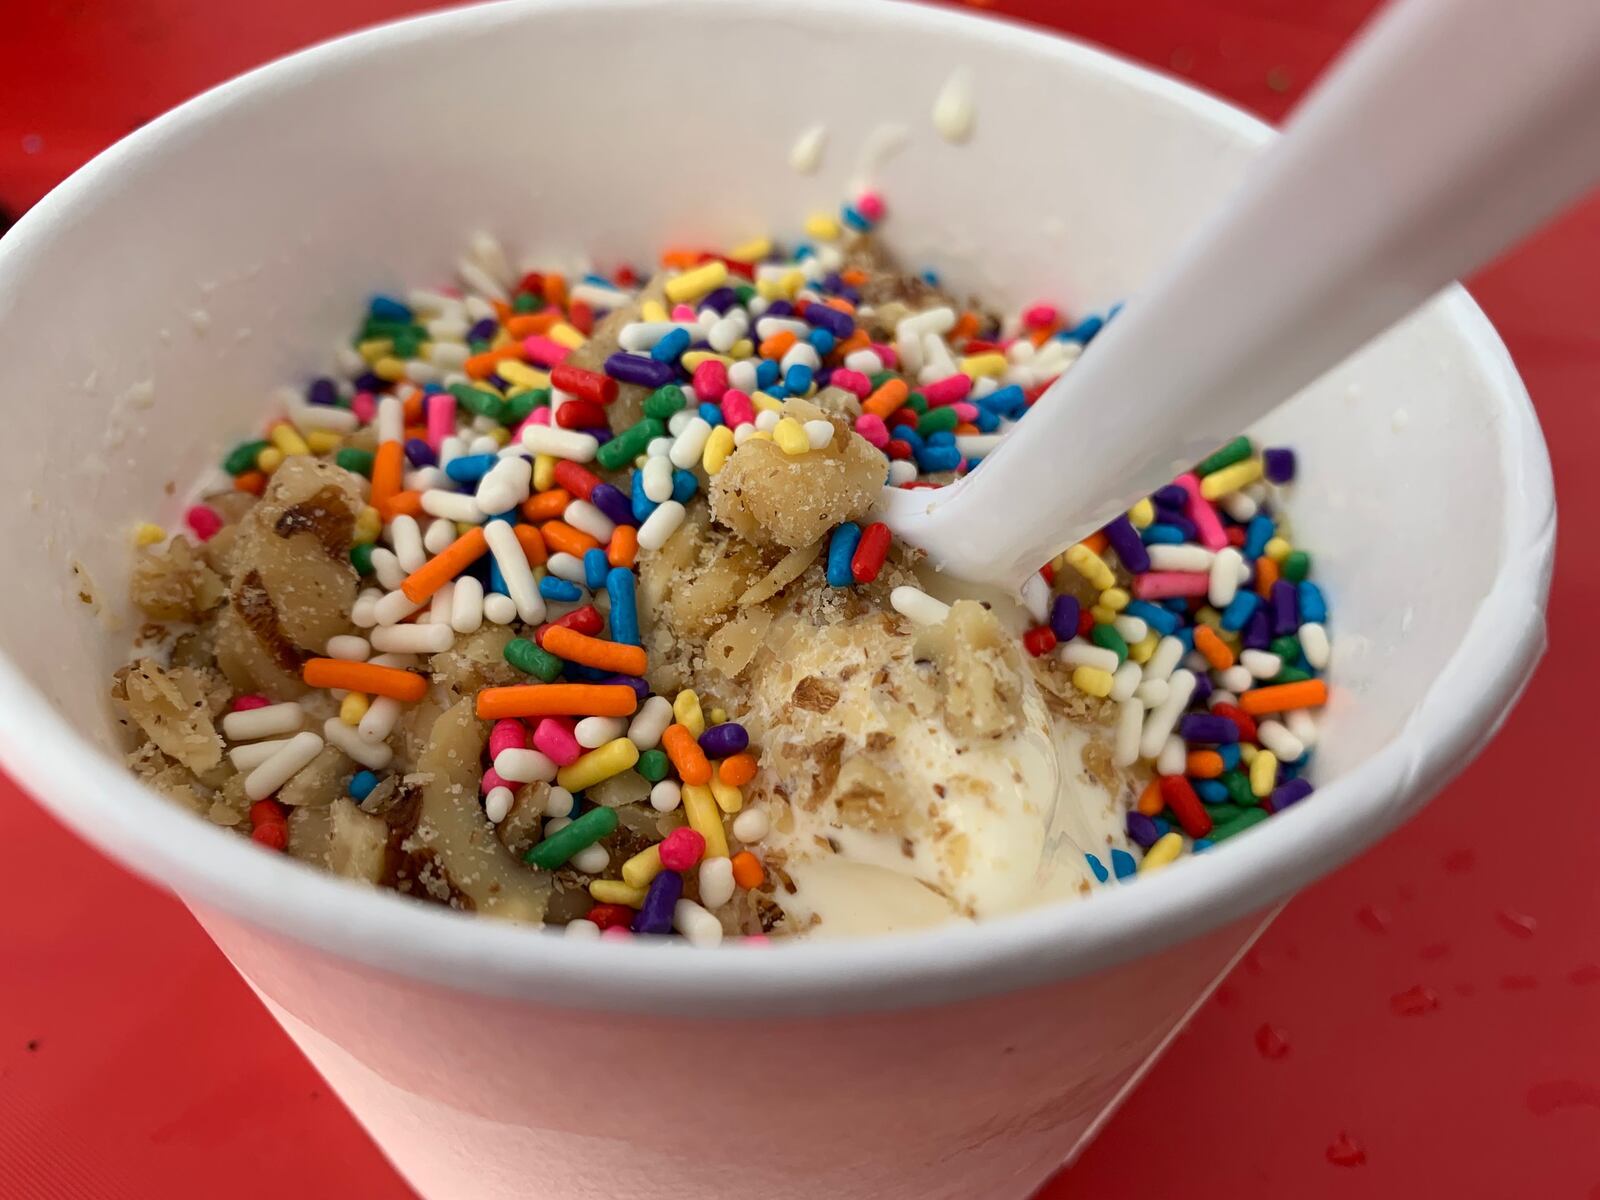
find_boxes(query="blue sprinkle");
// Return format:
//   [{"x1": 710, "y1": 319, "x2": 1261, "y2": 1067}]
[
  {"x1": 841, "y1": 204, "x2": 870, "y2": 232},
  {"x1": 1160, "y1": 598, "x2": 1189, "y2": 614},
  {"x1": 606, "y1": 568, "x2": 640, "y2": 647},
  {"x1": 485, "y1": 509, "x2": 517, "y2": 524},
  {"x1": 1059, "y1": 314, "x2": 1104, "y2": 344},
  {"x1": 562, "y1": 662, "x2": 611, "y2": 683},
  {"x1": 583, "y1": 547, "x2": 610, "y2": 590},
  {"x1": 1141, "y1": 523, "x2": 1187, "y2": 544},
  {"x1": 794, "y1": 244, "x2": 815, "y2": 261},
  {"x1": 540, "y1": 576, "x2": 583, "y2": 602},
  {"x1": 489, "y1": 556, "x2": 508, "y2": 596},
  {"x1": 1193, "y1": 838, "x2": 1215, "y2": 853},
  {"x1": 917, "y1": 444, "x2": 962, "y2": 473},
  {"x1": 974, "y1": 384, "x2": 1026, "y2": 418},
  {"x1": 1110, "y1": 848, "x2": 1138, "y2": 879},
  {"x1": 671, "y1": 469, "x2": 698, "y2": 504},
  {"x1": 1218, "y1": 743, "x2": 1242, "y2": 770},
  {"x1": 369, "y1": 294, "x2": 412, "y2": 322},
  {"x1": 1220, "y1": 591, "x2": 1261, "y2": 631},
  {"x1": 894, "y1": 426, "x2": 925, "y2": 451},
  {"x1": 1151, "y1": 817, "x2": 1172, "y2": 838},
  {"x1": 827, "y1": 523, "x2": 862, "y2": 588},
  {"x1": 444, "y1": 454, "x2": 497, "y2": 485},
  {"x1": 974, "y1": 407, "x2": 1000, "y2": 433},
  {"x1": 697, "y1": 401, "x2": 723, "y2": 427},
  {"x1": 349, "y1": 770, "x2": 379, "y2": 801},
  {"x1": 785, "y1": 364, "x2": 814, "y2": 394},
  {"x1": 920, "y1": 268, "x2": 941, "y2": 286},
  {"x1": 1298, "y1": 580, "x2": 1328, "y2": 624},
  {"x1": 1244, "y1": 514, "x2": 1276, "y2": 559},
  {"x1": 1175, "y1": 627, "x2": 1195, "y2": 652},
  {"x1": 808, "y1": 328, "x2": 835, "y2": 355},
  {"x1": 1086, "y1": 853, "x2": 1109, "y2": 884},
  {"x1": 756, "y1": 359, "x2": 780, "y2": 388},
  {"x1": 1195, "y1": 779, "x2": 1229, "y2": 804},
  {"x1": 765, "y1": 384, "x2": 791, "y2": 400},
  {"x1": 631, "y1": 470, "x2": 658, "y2": 523},
  {"x1": 1126, "y1": 600, "x2": 1180, "y2": 636},
  {"x1": 651, "y1": 327, "x2": 691, "y2": 363},
  {"x1": 926, "y1": 430, "x2": 956, "y2": 448}
]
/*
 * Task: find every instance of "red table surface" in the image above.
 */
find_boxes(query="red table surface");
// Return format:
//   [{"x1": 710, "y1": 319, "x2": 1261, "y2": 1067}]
[{"x1": 2, "y1": 2, "x2": 1597, "y2": 1197}]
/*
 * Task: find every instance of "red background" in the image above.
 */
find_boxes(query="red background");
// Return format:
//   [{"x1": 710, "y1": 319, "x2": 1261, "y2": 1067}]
[{"x1": 2, "y1": 2, "x2": 1597, "y2": 1197}]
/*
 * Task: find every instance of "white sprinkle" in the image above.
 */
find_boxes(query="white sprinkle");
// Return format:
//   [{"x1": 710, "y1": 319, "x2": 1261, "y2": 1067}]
[
  {"x1": 1148, "y1": 544, "x2": 1215, "y2": 571},
  {"x1": 1258, "y1": 719, "x2": 1306, "y2": 763},
  {"x1": 569, "y1": 282, "x2": 635, "y2": 310},
  {"x1": 1060, "y1": 642, "x2": 1120, "y2": 673},
  {"x1": 564, "y1": 499, "x2": 615, "y2": 543},
  {"x1": 626, "y1": 696, "x2": 675, "y2": 752},
  {"x1": 620, "y1": 321, "x2": 693, "y2": 352},
  {"x1": 646, "y1": 436, "x2": 674, "y2": 459},
  {"x1": 673, "y1": 898, "x2": 723, "y2": 946},
  {"x1": 546, "y1": 552, "x2": 587, "y2": 585},
  {"x1": 1134, "y1": 679, "x2": 1170, "y2": 707},
  {"x1": 468, "y1": 433, "x2": 500, "y2": 457},
  {"x1": 890, "y1": 586, "x2": 950, "y2": 627},
  {"x1": 919, "y1": 333, "x2": 958, "y2": 382},
  {"x1": 1209, "y1": 546, "x2": 1244, "y2": 608},
  {"x1": 483, "y1": 593, "x2": 518, "y2": 625},
  {"x1": 325, "y1": 635, "x2": 371, "y2": 662},
  {"x1": 420, "y1": 489, "x2": 484, "y2": 524},
  {"x1": 484, "y1": 518, "x2": 546, "y2": 624},
  {"x1": 887, "y1": 459, "x2": 919, "y2": 486},
  {"x1": 638, "y1": 501, "x2": 686, "y2": 551},
  {"x1": 669, "y1": 417, "x2": 713, "y2": 469},
  {"x1": 754, "y1": 408, "x2": 781, "y2": 433},
  {"x1": 545, "y1": 786, "x2": 576, "y2": 818},
  {"x1": 1018, "y1": 573, "x2": 1051, "y2": 624},
  {"x1": 844, "y1": 349, "x2": 883, "y2": 374},
  {"x1": 732, "y1": 422, "x2": 758, "y2": 447},
  {"x1": 1113, "y1": 615, "x2": 1149, "y2": 646},
  {"x1": 1157, "y1": 735, "x2": 1187, "y2": 776},
  {"x1": 642, "y1": 456, "x2": 674, "y2": 503},
  {"x1": 781, "y1": 342, "x2": 821, "y2": 373},
  {"x1": 405, "y1": 466, "x2": 449, "y2": 494},
  {"x1": 1114, "y1": 699, "x2": 1145, "y2": 767},
  {"x1": 1221, "y1": 491, "x2": 1258, "y2": 521},
  {"x1": 358, "y1": 696, "x2": 402, "y2": 743},
  {"x1": 575, "y1": 716, "x2": 627, "y2": 749},
  {"x1": 468, "y1": 231, "x2": 513, "y2": 290},
  {"x1": 956, "y1": 433, "x2": 1005, "y2": 457},
  {"x1": 522, "y1": 425, "x2": 599, "y2": 462},
  {"x1": 322, "y1": 717, "x2": 393, "y2": 769},
  {"x1": 1219, "y1": 665, "x2": 1254, "y2": 693},
  {"x1": 408, "y1": 288, "x2": 466, "y2": 317},
  {"x1": 932, "y1": 66, "x2": 976, "y2": 143},
  {"x1": 389, "y1": 515, "x2": 426, "y2": 573},
  {"x1": 475, "y1": 455, "x2": 533, "y2": 515},
  {"x1": 494, "y1": 748, "x2": 558, "y2": 784},
  {"x1": 438, "y1": 436, "x2": 466, "y2": 469},
  {"x1": 369, "y1": 547, "x2": 407, "y2": 591},
  {"x1": 423, "y1": 518, "x2": 457, "y2": 556},
  {"x1": 374, "y1": 589, "x2": 426, "y2": 626},
  {"x1": 244, "y1": 731, "x2": 325, "y2": 802},
  {"x1": 351, "y1": 588, "x2": 381, "y2": 629},
  {"x1": 711, "y1": 317, "x2": 747, "y2": 355},
  {"x1": 485, "y1": 786, "x2": 514, "y2": 824},
  {"x1": 370, "y1": 622, "x2": 453, "y2": 654},
  {"x1": 450, "y1": 575, "x2": 485, "y2": 633},
  {"x1": 789, "y1": 122, "x2": 827, "y2": 173},
  {"x1": 1299, "y1": 621, "x2": 1331, "y2": 669},
  {"x1": 1110, "y1": 659, "x2": 1143, "y2": 702},
  {"x1": 1143, "y1": 635, "x2": 1185, "y2": 683},
  {"x1": 1240, "y1": 649, "x2": 1283, "y2": 679},
  {"x1": 564, "y1": 918, "x2": 600, "y2": 939},
  {"x1": 699, "y1": 857, "x2": 736, "y2": 909},
  {"x1": 543, "y1": 817, "x2": 572, "y2": 837},
  {"x1": 222, "y1": 701, "x2": 304, "y2": 742},
  {"x1": 1208, "y1": 689, "x2": 1238, "y2": 710},
  {"x1": 650, "y1": 780, "x2": 682, "y2": 813},
  {"x1": 426, "y1": 343, "x2": 469, "y2": 371},
  {"x1": 228, "y1": 738, "x2": 292, "y2": 772},
  {"x1": 571, "y1": 844, "x2": 610, "y2": 875},
  {"x1": 1286, "y1": 708, "x2": 1320, "y2": 749},
  {"x1": 802, "y1": 419, "x2": 835, "y2": 450},
  {"x1": 756, "y1": 317, "x2": 809, "y2": 340},
  {"x1": 287, "y1": 400, "x2": 358, "y2": 435},
  {"x1": 457, "y1": 258, "x2": 508, "y2": 302},
  {"x1": 376, "y1": 395, "x2": 404, "y2": 444},
  {"x1": 731, "y1": 808, "x2": 769, "y2": 844},
  {"x1": 1140, "y1": 668, "x2": 1196, "y2": 759}
]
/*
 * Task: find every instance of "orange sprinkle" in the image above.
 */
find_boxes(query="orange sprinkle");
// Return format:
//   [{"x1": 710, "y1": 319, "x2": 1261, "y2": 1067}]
[
  {"x1": 303, "y1": 658, "x2": 427, "y2": 702},
  {"x1": 831, "y1": 329, "x2": 871, "y2": 360},
  {"x1": 541, "y1": 626, "x2": 648, "y2": 676},
  {"x1": 955, "y1": 421, "x2": 980, "y2": 435},
  {"x1": 1239, "y1": 679, "x2": 1328, "y2": 716},
  {"x1": 1194, "y1": 624, "x2": 1235, "y2": 671},
  {"x1": 541, "y1": 273, "x2": 566, "y2": 308},
  {"x1": 402, "y1": 391, "x2": 425, "y2": 424},
  {"x1": 1186, "y1": 751, "x2": 1225, "y2": 779},
  {"x1": 607, "y1": 526, "x2": 639, "y2": 570},
  {"x1": 465, "y1": 346, "x2": 524, "y2": 381},
  {"x1": 370, "y1": 440, "x2": 404, "y2": 511},
  {"x1": 660, "y1": 247, "x2": 703, "y2": 270},
  {"x1": 952, "y1": 310, "x2": 981, "y2": 342},
  {"x1": 730, "y1": 852, "x2": 765, "y2": 890},
  {"x1": 863, "y1": 378, "x2": 909, "y2": 420},
  {"x1": 839, "y1": 268, "x2": 869, "y2": 287},
  {"x1": 1136, "y1": 778, "x2": 1164, "y2": 816},
  {"x1": 521, "y1": 489, "x2": 571, "y2": 522},
  {"x1": 1029, "y1": 326, "x2": 1057, "y2": 348},
  {"x1": 379, "y1": 490, "x2": 423, "y2": 520},
  {"x1": 514, "y1": 524, "x2": 547, "y2": 566},
  {"x1": 400, "y1": 526, "x2": 488, "y2": 603},
  {"x1": 505, "y1": 311, "x2": 560, "y2": 339},
  {"x1": 234, "y1": 470, "x2": 267, "y2": 495},
  {"x1": 718, "y1": 753, "x2": 758, "y2": 787},
  {"x1": 1080, "y1": 531, "x2": 1109, "y2": 556},
  {"x1": 540, "y1": 520, "x2": 600, "y2": 557},
  {"x1": 491, "y1": 299, "x2": 513, "y2": 325},
  {"x1": 759, "y1": 330, "x2": 797, "y2": 360},
  {"x1": 403, "y1": 424, "x2": 427, "y2": 444},
  {"x1": 476, "y1": 684, "x2": 639, "y2": 721},
  {"x1": 660, "y1": 723, "x2": 711, "y2": 786},
  {"x1": 1256, "y1": 556, "x2": 1280, "y2": 599}
]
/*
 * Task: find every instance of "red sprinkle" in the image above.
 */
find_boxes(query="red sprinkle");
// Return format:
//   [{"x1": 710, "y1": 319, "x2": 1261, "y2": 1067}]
[
  {"x1": 659, "y1": 827, "x2": 707, "y2": 872},
  {"x1": 516, "y1": 271, "x2": 544, "y2": 295},
  {"x1": 885, "y1": 439, "x2": 914, "y2": 461},
  {"x1": 586, "y1": 903, "x2": 634, "y2": 931},
  {"x1": 567, "y1": 299, "x2": 595, "y2": 336},
  {"x1": 555, "y1": 400, "x2": 608, "y2": 430},
  {"x1": 537, "y1": 605, "x2": 605, "y2": 642},
  {"x1": 1038, "y1": 562, "x2": 1056, "y2": 586},
  {"x1": 1211, "y1": 702, "x2": 1258, "y2": 744},
  {"x1": 231, "y1": 694, "x2": 271, "y2": 712},
  {"x1": 186, "y1": 505, "x2": 223, "y2": 541},
  {"x1": 249, "y1": 799, "x2": 287, "y2": 829},
  {"x1": 1077, "y1": 609, "x2": 1097, "y2": 638},
  {"x1": 1226, "y1": 524, "x2": 1248, "y2": 547},
  {"x1": 552, "y1": 460, "x2": 601, "y2": 502},
  {"x1": 251, "y1": 822, "x2": 288, "y2": 851},
  {"x1": 1022, "y1": 626, "x2": 1058, "y2": 657},
  {"x1": 1158, "y1": 775, "x2": 1213, "y2": 839},
  {"x1": 850, "y1": 522, "x2": 892, "y2": 583},
  {"x1": 550, "y1": 363, "x2": 618, "y2": 407}
]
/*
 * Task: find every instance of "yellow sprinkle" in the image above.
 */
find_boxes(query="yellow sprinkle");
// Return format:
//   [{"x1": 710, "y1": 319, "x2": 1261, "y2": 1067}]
[
  {"x1": 1263, "y1": 536, "x2": 1293, "y2": 563},
  {"x1": 306, "y1": 430, "x2": 342, "y2": 455},
  {"x1": 1139, "y1": 832, "x2": 1184, "y2": 873},
  {"x1": 1128, "y1": 631, "x2": 1159, "y2": 664},
  {"x1": 780, "y1": 269, "x2": 805, "y2": 298},
  {"x1": 707, "y1": 706, "x2": 728, "y2": 726},
  {"x1": 488, "y1": 426, "x2": 511, "y2": 448},
  {"x1": 1250, "y1": 749, "x2": 1279, "y2": 798},
  {"x1": 1239, "y1": 743, "x2": 1258, "y2": 764},
  {"x1": 640, "y1": 299, "x2": 669, "y2": 323},
  {"x1": 270, "y1": 423, "x2": 311, "y2": 457},
  {"x1": 959, "y1": 352, "x2": 1007, "y2": 379},
  {"x1": 1066, "y1": 544, "x2": 1116, "y2": 591},
  {"x1": 256, "y1": 446, "x2": 285, "y2": 474},
  {"x1": 1090, "y1": 604, "x2": 1117, "y2": 625},
  {"x1": 1099, "y1": 586, "x2": 1131, "y2": 612},
  {"x1": 703, "y1": 425, "x2": 735, "y2": 475},
  {"x1": 497, "y1": 360, "x2": 550, "y2": 389},
  {"x1": 750, "y1": 392, "x2": 784, "y2": 413},
  {"x1": 589, "y1": 879, "x2": 648, "y2": 908},
  {"x1": 1072, "y1": 666, "x2": 1115, "y2": 698},
  {"x1": 548, "y1": 322, "x2": 586, "y2": 350},
  {"x1": 756, "y1": 277, "x2": 785, "y2": 301},
  {"x1": 621, "y1": 844, "x2": 664, "y2": 890},
  {"x1": 727, "y1": 338, "x2": 754, "y2": 360},
  {"x1": 1199, "y1": 458, "x2": 1264, "y2": 500},
  {"x1": 748, "y1": 430, "x2": 774, "y2": 443},
  {"x1": 133, "y1": 522, "x2": 165, "y2": 547},
  {"x1": 773, "y1": 416, "x2": 810, "y2": 455},
  {"x1": 664, "y1": 261, "x2": 728, "y2": 304},
  {"x1": 803, "y1": 212, "x2": 841, "y2": 241},
  {"x1": 353, "y1": 506, "x2": 381, "y2": 545},
  {"x1": 357, "y1": 337, "x2": 392, "y2": 364},
  {"x1": 457, "y1": 520, "x2": 479, "y2": 537},
  {"x1": 682, "y1": 784, "x2": 730, "y2": 858},
  {"x1": 673, "y1": 689, "x2": 706, "y2": 737},
  {"x1": 490, "y1": 329, "x2": 517, "y2": 351},
  {"x1": 340, "y1": 692, "x2": 370, "y2": 726},
  {"x1": 727, "y1": 236, "x2": 772, "y2": 263},
  {"x1": 709, "y1": 776, "x2": 743, "y2": 814},
  {"x1": 681, "y1": 350, "x2": 733, "y2": 371},
  {"x1": 1129, "y1": 498, "x2": 1155, "y2": 529},
  {"x1": 1195, "y1": 607, "x2": 1223, "y2": 631},
  {"x1": 373, "y1": 356, "x2": 408, "y2": 382},
  {"x1": 533, "y1": 454, "x2": 556, "y2": 492},
  {"x1": 556, "y1": 737, "x2": 639, "y2": 793}
]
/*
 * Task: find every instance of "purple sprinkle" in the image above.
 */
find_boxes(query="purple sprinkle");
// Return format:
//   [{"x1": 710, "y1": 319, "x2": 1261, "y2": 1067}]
[
  {"x1": 582, "y1": 426, "x2": 614, "y2": 446},
  {"x1": 1050, "y1": 594, "x2": 1081, "y2": 641},
  {"x1": 486, "y1": 373, "x2": 510, "y2": 393},
  {"x1": 1127, "y1": 811, "x2": 1161, "y2": 848},
  {"x1": 354, "y1": 372, "x2": 385, "y2": 393},
  {"x1": 1269, "y1": 778, "x2": 1314, "y2": 811},
  {"x1": 307, "y1": 377, "x2": 338, "y2": 406},
  {"x1": 1157, "y1": 511, "x2": 1199, "y2": 540},
  {"x1": 814, "y1": 367, "x2": 834, "y2": 389},
  {"x1": 1103, "y1": 515, "x2": 1151, "y2": 574},
  {"x1": 822, "y1": 272, "x2": 844, "y2": 292},
  {"x1": 702, "y1": 286, "x2": 738, "y2": 313},
  {"x1": 698, "y1": 723, "x2": 749, "y2": 758},
  {"x1": 589, "y1": 482, "x2": 636, "y2": 527},
  {"x1": 1153, "y1": 484, "x2": 1188, "y2": 509},
  {"x1": 404, "y1": 437, "x2": 436, "y2": 468},
  {"x1": 1263, "y1": 447, "x2": 1297, "y2": 484},
  {"x1": 1270, "y1": 580, "x2": 1299, "y2": 636},
  {"x1": 1242, "y1": 609, "x2": 1272, "y2": 651},
  {"x1": 804, "y1": 304, "x2": 855, "y2": 339},
  {"x1": 632, "y1": 870, "x2": 683, "y2": 934},
  {"x1": 1179, "y1": 713, "x2": 1240, "y2": 744},
  {"x1": 604, "y1": 352, "x2": 676, "y2": 389},
  {"x1": 1190, "y1": 672, "x2": 1214, "y2": 703},
  {"x1": 765, "y1": 300, "x2": 795, "y2": 318},
  {"x1": 598, "y1": 675, "x2": 649, "y2": 702},
  {"x1": 468, "y1": 317, "x2": 498, "y2": 341},
  {"x1": 839, "y1": 286, "x2": 862, "y2": 306}
]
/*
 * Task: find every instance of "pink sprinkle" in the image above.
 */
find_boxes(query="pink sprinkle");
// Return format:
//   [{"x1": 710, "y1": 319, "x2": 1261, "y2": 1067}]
[
  {"x1": 829, "y1": 368, "x2": 872, "y2": 398},
  {"x1": 523, "y1": 335, "x2": 571, "y2": 367},
  {"x1": 351, "y1": 392, "x2": 378, "y2": 424},
  {"x1": 720, "y1": 389, "x2": 755, "y2": 428},
  {"x1": 480, "y1": 767, "x2": 511, "y2": 796},
  {"x1": 872, "y1": 342, "x2": 898, "y2": 369},
  {"x1": 231, "y1": 694, "x2": 271, "y2": 712},
  {"x1": 854, "y1": 413, "x2": 890, "y2": 449},
  {"x1": 533, "y1": 717, "x2": 582, "y2": 766},
  {"x1": 426, "y1": 393, "x2": 457, "y2": 451},
  {"x1": 692, "y1": 359, "x2": 729, "y2": 403},
  {"x1": 1022, "y1": 303, "x2": 1059, "y2": 330},
  {"x1": 659, "y1": 827, "x2": 707, "y2": 871},
  {"x1": 529, "y1": 407, "x2": 552, "y2": 426},
  {"x1": 670, "y1": 303, "x2": 697, "y2": 322},
  {"x1": 489, "y1": 718, "x2": 527, "y2": 760},
  {"x1": 951, "y1": 401, "x2": 979, "y2": 423},
  {"x1": 601, "y1": 925, "x2": 633, "y2": 940},
  {"x1": 1133, "y1": 571, "x2": 1211, "y2": 600},
  {"x1": 921, "y1": 374, "x2": 971, "y2": 407},
  {"x1": 856, "y1": 191, "x2": 886, "y2": 222},
  {"x1": 186, "y1": 505, "x2": 223, "y2": 541},
  {"x1": 741, "y1": 934, "x2": 773, "y2": 947},
  {"x1": 1175, "y1": 472, "x2": 1228, "y2": 550}
]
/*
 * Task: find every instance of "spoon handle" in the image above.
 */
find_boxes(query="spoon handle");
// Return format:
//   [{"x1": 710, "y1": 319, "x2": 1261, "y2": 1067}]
[{"x1": 898, "y1": 0, "x2": 1600, "y2": 587}]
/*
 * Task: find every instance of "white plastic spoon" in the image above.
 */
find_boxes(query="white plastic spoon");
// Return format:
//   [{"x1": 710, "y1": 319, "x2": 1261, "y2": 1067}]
[{"x1": 881, "y1": 0, "x2": 1600, "y2": 589}]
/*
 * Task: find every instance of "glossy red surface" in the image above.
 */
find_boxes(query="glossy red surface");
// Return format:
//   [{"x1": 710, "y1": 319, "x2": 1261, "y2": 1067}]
[{"x1": 2, "y1": 3, "x2": 1597, "y2": 1196}]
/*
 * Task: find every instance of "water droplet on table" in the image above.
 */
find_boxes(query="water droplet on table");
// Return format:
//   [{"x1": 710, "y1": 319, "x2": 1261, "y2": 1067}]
[
  {"x1": 1356, "y1": 904, "x2": 1391, "y2": 934},
  {"x1": 1497, "y1": 909, "x2": 1538, "y2": 939},
  {"x1": 1255, "y1": 1023, "x2": 1291, "y2": 1060},
  {"x1": 1390, "y1": 984, "x2": 1439, "y2": 1016},
  {"x1": 1326, "y1": 1132, "x2": 1367, "y2": 1167}
]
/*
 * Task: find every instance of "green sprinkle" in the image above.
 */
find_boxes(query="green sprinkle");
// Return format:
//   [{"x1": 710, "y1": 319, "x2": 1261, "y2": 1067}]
[
  {"x1": 1198, "y1": 803, "x2": 1245, "y2": 825},
  {"x1": 1269, "y1": 635, "x2": 1303, "y2": 664},
  {"x1": 905, "y1": 392, "x2": 931, "y2": 416},
  {"x1": 596, "y1": 417, "x2": 665, "y2": 471},
  {"x1": 734, "y1": 284, "x2": 757, "y2": 305},
  {"x1": 450, "y1": 382, "x2": 509, "y2": 423},
  {"x1": 350, "y1": 543, "x2": 375, "y2": 576},
  {"x1": 1196, "y1": 436, "x2": 1253, "y2": 477},
  {"x1": 469, "y1": 339, "x2": 492, "y2": 354},
  {"x1": 336, "y1": 447, "x2": 375, "y2": 477},
  {"x1": 868, "y1": 370, "x2": 899, "y2": 389},
  {"x1": 636, "y1": 748, "x2": 670, "y2": 782},
  {"x1": 512, "y1": 291, "x2": 544, "y2": 313},
  {"x1": 525, "y1": 805, "x2": 618, "y2": 869},
  {"x1": 223, "y1": 439, "x2": 270, "y2": 475},
  {"x1": 1208, "y1": 806, "x2": 1270, "y2": 841},
  {"x1": 1222, "y1": 770, "x2": 1256, "y2": 808},
  {"x1": 392, "y1": 330, "x2": 422, "y2": 359},
  {"x1": 1090, "y1": 623, "x2": 1129, "y2": 664},
  {"x1": 503, "y1": 389, "x2": 548, "y2": 426},
  {"x1": 1272, "y1": 666, "x2": 1313, "y2": 685},
  {"x1": 917, "y1": 407, "x2": 958, "y2": 438},
  {"x1": 359, "y1": 317, "x2": 413, "y2": 342},
  {"x1": 505, "y1": 637, "x2": 563, "y2": 682},
  {"x1": 643, "y1": 385, "x2": 688, "y2": 420},
  {"x1": 1282, "y1": 550, "x2": 1311, "y2": 582}
]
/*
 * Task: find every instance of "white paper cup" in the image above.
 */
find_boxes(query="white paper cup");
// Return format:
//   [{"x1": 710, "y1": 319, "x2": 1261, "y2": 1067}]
[{"x1": 0, "y1": 2, "x2": 1553, "y2": 1197}]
